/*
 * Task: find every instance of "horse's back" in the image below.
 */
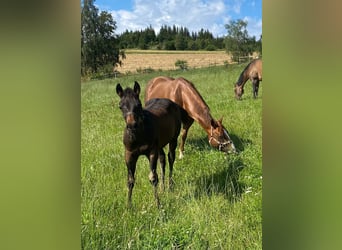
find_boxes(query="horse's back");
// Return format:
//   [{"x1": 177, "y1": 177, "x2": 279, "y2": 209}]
[
  {"x1": 250, "y1": 59, "x2": 262, "y2": 80},
  {"x1": 145, "y1": 76, "x2": 179, "y2": 102},
  {"x1": 145, "y1": 76, "x2": 199, "y2": 107},
  {"x1": 145, "y1": 76, "x2": 208, "y2": 123},
  {"x1": 145, "y1": 98, "x2": 182, "y2": 147},
  {"x1": 145, "y1": 98, "x2": 180, "y2": 118}
]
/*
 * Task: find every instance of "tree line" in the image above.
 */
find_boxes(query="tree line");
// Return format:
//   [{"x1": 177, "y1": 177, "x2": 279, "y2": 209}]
[
  {"x1": 118, "y1": 25, "x2": 225, "y2": 51},
  {"x1": 81, "y1": 0, "x2": 262, "y2": 76}
]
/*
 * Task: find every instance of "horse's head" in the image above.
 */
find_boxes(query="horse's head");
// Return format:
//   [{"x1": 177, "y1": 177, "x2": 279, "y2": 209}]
[
  {"x1": 234, "y1": 84, "x2": 244, "y2": 100},
  {"x1": 116, "y1": 81, "x2": 144, "y2": 130},
  {"x1": 208, "y1": 117, "x2": 237, "y2": 154}
]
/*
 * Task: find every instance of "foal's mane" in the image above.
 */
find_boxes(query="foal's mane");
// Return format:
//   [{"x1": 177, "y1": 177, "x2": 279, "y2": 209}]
[{"x1": 122, "y1": 87, "x2": 138, "y2": 98}]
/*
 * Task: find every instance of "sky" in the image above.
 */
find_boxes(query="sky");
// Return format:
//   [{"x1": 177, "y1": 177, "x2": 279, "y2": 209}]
[{"x1": 95, "y1": 0, "x2": 262, "y2": 38}]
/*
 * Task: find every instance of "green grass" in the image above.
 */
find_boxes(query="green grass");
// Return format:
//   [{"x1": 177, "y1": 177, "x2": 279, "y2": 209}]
[{"x1": 81, "y1": 64, "x2": 262, "y2": 249}]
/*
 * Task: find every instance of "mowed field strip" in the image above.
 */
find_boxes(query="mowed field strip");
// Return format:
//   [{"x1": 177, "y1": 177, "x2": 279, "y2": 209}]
[{"x1": 117, "y1": 50, "x2": 235, "y2": 73}]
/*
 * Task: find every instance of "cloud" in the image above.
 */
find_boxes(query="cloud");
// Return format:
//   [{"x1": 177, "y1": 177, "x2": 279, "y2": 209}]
[
  {"x1": 107, "y1": 0, "x2": 261, "y2": 37},
  {"x1": 243, "y1": 17, "x2": 262, "y2": 38}
]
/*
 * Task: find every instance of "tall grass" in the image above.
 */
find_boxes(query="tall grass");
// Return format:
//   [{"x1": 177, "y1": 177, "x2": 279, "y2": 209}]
[{"x1": 81, "y1": 64, "x2": 262, "y2": 249}]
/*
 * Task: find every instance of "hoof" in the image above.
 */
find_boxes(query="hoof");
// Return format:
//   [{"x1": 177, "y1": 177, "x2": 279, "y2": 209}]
[{"x1": 149, "y1": 172, "x2": 158, "y2": 186}]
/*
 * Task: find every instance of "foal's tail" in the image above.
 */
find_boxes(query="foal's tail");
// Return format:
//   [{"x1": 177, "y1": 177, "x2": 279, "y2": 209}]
[{"x1": 179, "y1": 107, "x2": 191, "y2": 125}]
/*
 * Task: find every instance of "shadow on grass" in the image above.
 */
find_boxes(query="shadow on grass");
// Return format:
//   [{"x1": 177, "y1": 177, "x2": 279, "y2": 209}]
[
  {"x1": 228, "y1": 133, "x2": 251, "y2": 153},
  {"x1": 186, "y1": 136, "x2": 212, "y2": 151},
  {"x1": 186, "y1": 133, "x2": 251, "y2": 154},
  {"x1": 194, "y1": 157, "x2": 246, "y2": 202}
]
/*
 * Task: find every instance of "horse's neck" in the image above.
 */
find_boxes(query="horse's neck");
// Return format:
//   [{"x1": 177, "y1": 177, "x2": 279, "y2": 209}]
[
  {"x1": 237, "y1": 69, "x2": 250, "y2": 87},
  {"x1": 188, "y1": 105, "x2": 213, "y2": 135},
  {"x1": 180, "y1": 85, "x2": 213, "y2": 135},
  {"x1": 199, "y1": 116, "x2": 214, "y2": 137}
]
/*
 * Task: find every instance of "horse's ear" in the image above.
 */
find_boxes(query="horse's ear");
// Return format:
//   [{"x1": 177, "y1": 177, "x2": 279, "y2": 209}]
[
  {"x1": 116, "y1": 83, "x2": 123, "y2": 98},
  {"x1": 211, "y1": 119, "x2": 218, "y2": 128},
  {"x1": 218, "y1": 116, "x2": 223, "y2": 124},
  {"x1": 134, "y1": 81, "x2": 141, "y2": 96}
]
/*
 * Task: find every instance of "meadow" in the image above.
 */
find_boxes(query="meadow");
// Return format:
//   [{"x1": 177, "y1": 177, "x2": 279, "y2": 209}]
[{"x1": 81, "y1": 64, "x2": 262, "y2": 249}]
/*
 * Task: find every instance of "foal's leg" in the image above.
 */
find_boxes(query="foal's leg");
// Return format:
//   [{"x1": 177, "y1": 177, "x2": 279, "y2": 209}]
[
  {"x1": 168, "y1": 138, "x2": 178, "y2": 190},
  {"x1": 158, "y1": 149, "x2": 166, "y2": 191},
  {"x1": 148, "y1": 150, "x2": 160, "y2": 207},
  {"x1": 179, "y1": 118, "x2": 194, "y2": 159},
  {"x1": 125, "y1": 151, "x2": 138, "y2": 208}
]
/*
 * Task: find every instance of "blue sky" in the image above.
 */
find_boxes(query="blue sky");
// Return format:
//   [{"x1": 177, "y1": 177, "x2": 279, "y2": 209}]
[{"x1": 95, "y1": 0, "x2": 262, "y2": 38}]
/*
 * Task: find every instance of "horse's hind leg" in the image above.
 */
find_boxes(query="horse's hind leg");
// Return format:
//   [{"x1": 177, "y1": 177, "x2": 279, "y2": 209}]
[
  {"x1": 158, "y1": 149, "x2": 166, "y2": 191},
  {"x1": 255, "y1": 80, "x2": 260, "y2": 98},
  {"x1": 148, "y1": 150, "x2": 160, "y2": 208},
  {"x1": 168, "y1": 138, "x2": 178, "y2": 190},
  {"x1": 252, "y1": 79, "x2": 259, "y2": 99}
]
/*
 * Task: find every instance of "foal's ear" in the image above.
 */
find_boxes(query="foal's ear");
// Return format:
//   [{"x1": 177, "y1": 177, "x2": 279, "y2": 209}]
[
  {"x1": 134, "y1": 81, "x2": 141, "y2": 96},
  {"x1": 218, "y1": 116, "x2": 223, "y2": 124},
  {"x1": 116, "y1": 83, "x2": 123, "y2": 97}
]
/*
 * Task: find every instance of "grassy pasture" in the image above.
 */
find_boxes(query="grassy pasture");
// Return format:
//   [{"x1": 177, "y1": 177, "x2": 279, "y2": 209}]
[{"x1": 81, "y1": 64, "x2": 262, "y2": 249}]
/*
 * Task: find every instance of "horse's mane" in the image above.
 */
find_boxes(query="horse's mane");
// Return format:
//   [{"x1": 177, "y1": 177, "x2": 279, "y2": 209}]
[
  {"x1": 176, "y1": 77, "x2": 213, "y2": 124},
  {"x1": 236, "y1": 60, "x2": 256, "y2": 86},
  {"x1": 176, "y1": 77, "x2": 210, "y2": 111}
]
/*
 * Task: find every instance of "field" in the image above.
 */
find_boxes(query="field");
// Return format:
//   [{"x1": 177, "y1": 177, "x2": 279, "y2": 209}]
[
  {"x1": 117, "y1": 50, "x2": 237, "y2": 74},
  {"x1": 81, "y1": 63, "x2": 262, "y2": 249}
]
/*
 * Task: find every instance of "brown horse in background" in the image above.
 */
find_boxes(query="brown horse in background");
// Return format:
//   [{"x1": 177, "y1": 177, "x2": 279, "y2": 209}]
[
  {"x1": 116, "y1": 81, "x2": 182, "y2": 208},
  {"x1": 145, "y1": 76, "x2": 236, "y2": 159},
  {"x1": 234, "y1": 59, "x2": 262, "y2": 99}
]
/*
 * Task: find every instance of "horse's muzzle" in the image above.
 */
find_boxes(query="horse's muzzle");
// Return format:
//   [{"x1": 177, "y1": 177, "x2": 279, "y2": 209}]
[
  {"x1": 125, "y1": 112, "x2": 138, "y2": 130},
  {"x1": 222, "y1": 141, "x2": 238, "y2": 154}
]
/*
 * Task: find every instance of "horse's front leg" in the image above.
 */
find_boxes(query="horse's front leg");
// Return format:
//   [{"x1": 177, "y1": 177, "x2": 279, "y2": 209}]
[
  {"x1": 148, "y1": 150, "x2": 160, "y2": 207},
  {"x1": 179, "y1": 119, "x2": 194, "y2": 159},
  {"x1": 125, "y1": 150, "x2": 138, "y2": 208}
]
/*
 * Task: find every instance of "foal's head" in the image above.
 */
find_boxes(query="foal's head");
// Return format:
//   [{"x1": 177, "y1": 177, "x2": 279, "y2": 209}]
[
  {"x1": 209, "y1": 118, "x2": 237, "y2": 154},
  {"x1": 116, "y1": 81, "x2": 143, "y2": 130}
]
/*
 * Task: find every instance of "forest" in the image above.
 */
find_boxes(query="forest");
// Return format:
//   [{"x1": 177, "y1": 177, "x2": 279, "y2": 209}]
[{"x1": 118, "y1": 25, "x2": 261, "y2": 52}]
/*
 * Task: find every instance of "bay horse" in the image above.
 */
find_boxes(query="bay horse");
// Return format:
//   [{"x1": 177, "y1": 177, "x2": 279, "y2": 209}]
[
  {"x1": 145, "y1": 76, "x2": 236, "y2": 159},
  {"x1": 116, "y1": 81, "x2": 182, "y2": 208},
  {"x1": 234, "y1": 58, "x2": 262, "y2": 100}
]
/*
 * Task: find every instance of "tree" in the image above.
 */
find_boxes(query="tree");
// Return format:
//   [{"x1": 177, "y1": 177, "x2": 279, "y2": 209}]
[
  {"x1": 175, "y1": 33, "x2": 187, "y2": 50},
  {"x1": 256, "y1": 35, "x2": 262, "y2": 55},
  {"x1": 175, "y1": 60, "x2": 188, "y2": 71},
  {"x1": 81, "y1": 0, "x2": 125, "y2": 75},
  {"x1": 224, "y1": 19, "x2": 251, "y2": 61}
]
